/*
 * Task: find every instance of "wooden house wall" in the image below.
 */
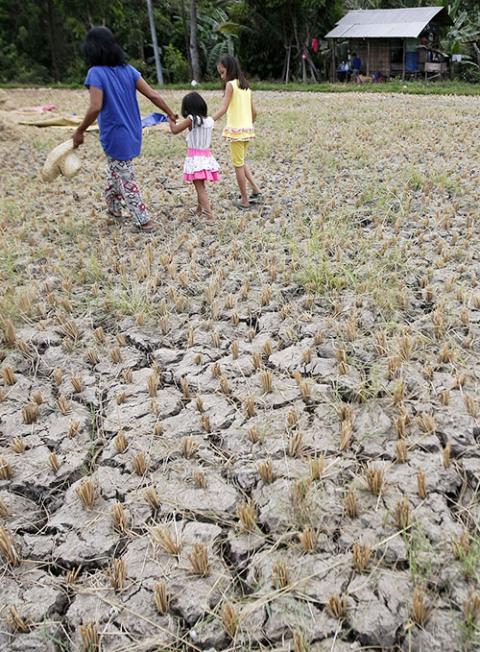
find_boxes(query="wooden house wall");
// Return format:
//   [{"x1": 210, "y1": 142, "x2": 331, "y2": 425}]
[{"x1": 349, "y1": 39, "x2": 392, "y2": 76}]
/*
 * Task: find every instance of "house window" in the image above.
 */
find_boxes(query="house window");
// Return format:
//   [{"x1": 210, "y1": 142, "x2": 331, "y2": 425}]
[{"x1": 390, "y1": 42, "x2": 403, "y2": 64}]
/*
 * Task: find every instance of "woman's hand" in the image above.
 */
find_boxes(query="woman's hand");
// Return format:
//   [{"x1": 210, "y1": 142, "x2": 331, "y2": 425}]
[{"x1": 72, "y1": 128, "x2": 85, "y2": 148}]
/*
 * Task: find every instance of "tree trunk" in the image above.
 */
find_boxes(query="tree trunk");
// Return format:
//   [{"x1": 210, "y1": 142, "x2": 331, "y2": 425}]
[
  {"x1": 189, "y1": 0, "x2": 201, "y2": 82},
  {"x1": 45, "y1": 0, "x2": 60, "y2": 81}
]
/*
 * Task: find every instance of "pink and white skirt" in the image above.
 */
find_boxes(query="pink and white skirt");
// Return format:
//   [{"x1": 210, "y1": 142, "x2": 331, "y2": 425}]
[{"x1": 183, "y1": 148, "x2": 220, "y2": 182}]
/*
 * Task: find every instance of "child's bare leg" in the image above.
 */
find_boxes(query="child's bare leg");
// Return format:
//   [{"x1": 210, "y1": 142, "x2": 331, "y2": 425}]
[
  {"x1": 244, "y1": 164, "x2": 260, "y2": 195},
  {"x1": 193, "y1": 179, "x2": 213, "y2": 218},
  {"x1": 234, "y1": 166, "x2": 249, "y2": 207}
]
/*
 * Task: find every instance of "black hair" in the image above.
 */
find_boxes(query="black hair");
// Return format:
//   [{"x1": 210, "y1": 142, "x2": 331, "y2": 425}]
[
  {"x1": 81, "y1": 26, "x2": 127, "y2": 67},
  {"x1": 181, "y1": 92, "x2": 208, "y2": 126},
  {"x1": 218, "y1": 54, "x2": 249, "y2": 90}
]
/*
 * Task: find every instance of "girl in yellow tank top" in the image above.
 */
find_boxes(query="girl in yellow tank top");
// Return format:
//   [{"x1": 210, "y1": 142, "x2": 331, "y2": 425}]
[{"x1": 213, "y1": 55, "x2": 261, "y2": 209}]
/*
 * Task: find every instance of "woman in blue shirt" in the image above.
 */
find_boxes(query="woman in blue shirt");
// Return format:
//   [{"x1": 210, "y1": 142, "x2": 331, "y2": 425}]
[{"x1": 73, "y1": 27, "x2": 176, "y2": 232}]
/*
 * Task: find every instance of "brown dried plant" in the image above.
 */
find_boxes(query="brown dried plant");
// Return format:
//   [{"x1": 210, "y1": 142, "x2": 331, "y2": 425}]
[
  {"x1": 340, "y1": 418, "x2": 353, "y2": 451},
  {"x1": 76, "y1": 479, "x2": 96, "y2": 511},
  {"x1": 114, "y1": 432, "x2": 128, "y2": 454},
  {"x1": 144, "y1": 486, "x2": 161, "y2": 510},
  {"x1": 442, "y1": 442, "x2": 452, "y2": 468},
  {"x1": 417, "y1": 470, "x2": 427, "y2": 499},
  {"x1": 0, "y1": 497, "x2": 11, "y2": 517},
  {"x1": 439, "y1": 389, "x2": 450, "y2": 406},
  {"x1": 247, "y1": 425, "x2": 260, "y2": 444},
  {"x1": 110, "y1": 346, "x2": 123, "y2": 364},
  {"x1": 452, "y1": 531, "x2": 471, "y2": 560},
  {"x1": 6, "y1": 605, "x2": 30, "y2": 633},
  {"x1": 65, "y1": 566, "x2": 81, "y2": 585},
  {"x1": 398, "y1": 335, "x2": 415, "y2": 361},
  {"x1": 293, "y1": 630, "x2": 310, "y2": 652},
  {"x1": 417, "y1": 413, "x2": 436, "y2": 435},
  {"x1": 195, "y1": 395, "x2": 204, "y2": 413},
  {"x1": 154, "y1": 581, "x2": 171, "y2": 615},
  {"x1": 395, "y1": 440, "x2": 408, "y2": 464},
  {"x1": 211, "y1": 362, "x2": 222, "y2": 378},
  {"x1": 22, "y1": 403, "x2": 39, "y2": 424},
  {"x1": 352, "y1": 542, "x2": 372, "y2": 573},
  {"x1": 326, "y1": 594, "x2": 348, "y2": 620},
  {"x1": 30, "y1": 390, "x2": 43, "y2": 405},
  {"x1": 221, "y1": 601, "x2": 239, "y2": 638},
  {"x1": 10, "y1": 437, "x2": 26, "y2": 454},
  {"x1": 1, "y1": 366, "x2": 16, "y2": 385},
  {"x1": 131, "y1": 451, "x2": 148, "y2": 476},
  {"x1": 365, "y1": 465, "x2": 384, "y2": 496},
  {"x1": 79, "y1": 622, "x2": 100, "y2": 651},
  {"x1": 201, "y1": 413, "x2": 212, "y2": 433},
  {"x1": 299, "y1": 526, "x2": 316, "y2": 553},
  {"x1": 108, "y1": 558, "x2": 126, "y2": 591},
  {"x1": 0, "y1": 527, "x2": 21, "y2": 566},
  {"x1": 272, "y1": 560, "x2": 290, "y2": 588},
  {"x1": 299, "y1": 380, "x2": 311, "y2": 401},
  {"x1": 1, "y1": 319, "x2": 16, "y2": 347},
  {"x1": 344, "y1": 489, "x2": 359, "y2": 518},
  {"x1": 93, "y1": 326, "x2": 105, "y2": 344},
  {"x1": 463, "y1": 588, "x2": 480, "y2": 626},
  {"x1": 286, "y1": 408, "x2": 299, "y2": 429},
  {"x1": 260, "y1": 370, "x2": 273, "y2": 394},
  {"x1": 219, "y1": 376, "x2": 231, "y2": 396},
  {"x1": 231, "y1": 340, "x2": 239, "y2": 359},
  {"x1": 111, "y1": 502, "x2": 129, "y2": 533},
  {"x1": 70, "y1": 376, "x2": 84, "y2": 393},
  {"x1": 85, "y1": 348, "x2": 99, "y2": 365},
  {"x1": 49, "y1": 452, "x2": 60, "y2": 473},
  {"x1": 244, "y1": 396, "x2": 256, "y2": 418},
  {"x1": 192, "y1": 471, "x2": 207, "y2": 488},
  {"x1": 411, "y1": 587, "x2": 430, "y2": 626},
  {"x1": 0, "y1": 457, "x2": 12, "y2": 480},
  {"x1": 122, "y1": 368, "x2": 133, "y2": 383},
  {"x1": 56, "y1": 395, "x2": 71, "y2": 415},
  {"x1": 188, "y1": 543, "x2": 210, "y2": 576},
  {"x1": 464, "y1": 394, "x2": 479, "y2": 418},
  {"x1": 147, "y1": 371, "x2": 159, "y2": 397},
  {"x1": 53, "y1": 368, "x2": 63, "y2": 384},
  {"x1": 395, "y1": 497, "x2": 412, "y2": 530},
  {"x1": 309, "y1": 454, "x2": 326, "y2": 481},
  {"x1": 288, "y1": 431, "x2": 304, "y2": 458},
  {"x1": 257, "y1": 458, "x2": 274, "y2": 484},
  {"x1": 152, "y1": 526, "x2": 181, "y2": 556},
  {"x1": 237, "y1": 500, "x2": 257, "y2": 532},
  {"x1": 252, "y1": 352, "x2": 262, "y2": 370},
  {"x1": 182, "y1": 436, "x2": 198, "y2": 459}
]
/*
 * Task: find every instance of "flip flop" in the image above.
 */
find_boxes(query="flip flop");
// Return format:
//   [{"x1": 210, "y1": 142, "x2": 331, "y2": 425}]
[
  {"x1": 136, "y1": 221, "x2": 156, "y2": 233},
  {"x1": 234, "y1": 200, "x2": 251, "y2": 210}
]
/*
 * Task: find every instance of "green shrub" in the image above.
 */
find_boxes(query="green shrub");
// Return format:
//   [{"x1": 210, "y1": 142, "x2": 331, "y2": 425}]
[{"x1": 163, "y1": 44, "x2": 190, "y2": 83}]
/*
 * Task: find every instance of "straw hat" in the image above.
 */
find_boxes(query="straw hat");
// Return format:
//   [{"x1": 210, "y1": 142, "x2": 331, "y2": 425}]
[{"x1": 42, "y1": 139, "x2": 81, "y2": 182}]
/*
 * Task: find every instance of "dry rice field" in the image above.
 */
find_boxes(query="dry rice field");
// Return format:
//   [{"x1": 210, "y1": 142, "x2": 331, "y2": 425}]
[{"x1": 1, "y1": 88, "x2": 480, "y2": 651}]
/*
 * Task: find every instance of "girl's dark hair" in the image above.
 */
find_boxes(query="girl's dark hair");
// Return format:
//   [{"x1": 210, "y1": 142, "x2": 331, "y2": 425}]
[
  {"x1": 218, "y1": 54, "x2": 249, "y2": 90},
  {"x1": 181, "y1": 92, "x2": 208, "y2": 126},
  {"x1": 82, "y1": 27, "x2": 127, "y2": 67}
]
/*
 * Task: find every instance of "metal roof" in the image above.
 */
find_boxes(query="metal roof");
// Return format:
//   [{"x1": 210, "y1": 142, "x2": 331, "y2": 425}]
[{"x1": 325, "y1": 7, "x2": 450, "y2": 39}]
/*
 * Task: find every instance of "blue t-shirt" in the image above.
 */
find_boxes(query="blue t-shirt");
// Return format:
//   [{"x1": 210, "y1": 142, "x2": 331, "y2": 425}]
[{"x1": 85, "y1": 64, "x2": 142, "y2": 160}]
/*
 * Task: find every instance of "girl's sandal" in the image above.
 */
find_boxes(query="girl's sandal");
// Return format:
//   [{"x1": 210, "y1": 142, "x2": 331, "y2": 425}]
[
  {"x1": 136, "y1": 221, "x2": 156, "y2": 233},
  {"x1": 234, "y1": 200, "x2": 251, "y2": 210},
  {"x1": 107, "y1": 210, "x2": 127, "y2": 221}
]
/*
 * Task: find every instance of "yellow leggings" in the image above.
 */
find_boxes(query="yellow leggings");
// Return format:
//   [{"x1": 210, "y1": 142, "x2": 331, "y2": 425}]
[{"x1": 229, "y1": 141, "x2": 249, "y2": 167}]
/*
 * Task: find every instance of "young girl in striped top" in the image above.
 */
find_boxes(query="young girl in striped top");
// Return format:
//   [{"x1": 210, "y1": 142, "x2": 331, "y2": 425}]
[{"x1": 168, "y1": 92, "x2": 219, "y2": 220}]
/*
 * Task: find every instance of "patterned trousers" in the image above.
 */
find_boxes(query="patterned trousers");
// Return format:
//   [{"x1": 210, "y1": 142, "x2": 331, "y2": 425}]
[{"x1": 105, "y1": 156, "x2": 149, "y2": 226}]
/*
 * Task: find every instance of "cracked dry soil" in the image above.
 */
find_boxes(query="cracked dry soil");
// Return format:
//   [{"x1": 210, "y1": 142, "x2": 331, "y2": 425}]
[{"x1": 1, "y1": 88, "x2": 480, "y2": 651}]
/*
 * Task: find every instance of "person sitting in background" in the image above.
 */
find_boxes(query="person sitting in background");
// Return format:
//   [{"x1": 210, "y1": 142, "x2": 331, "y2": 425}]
[{"x1": 351, "y1": 53, "x2": 362, "y2": 81}]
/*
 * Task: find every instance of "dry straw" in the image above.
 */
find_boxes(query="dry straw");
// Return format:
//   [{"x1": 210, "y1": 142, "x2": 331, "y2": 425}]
[
  {"x1": 154, "y1": 581, "x2": 170, "y2": 615},
  {"x1": 188, "y1": 543, "x2": 210, "y2": 576},
  {"x1": 151, "y1": 526, "x2": 181, "y2": 556},
  {"x1": 76, "y1": 478, "x2": 96, "y2": 511},
  {"x1": 326, "y1": 593, "x2": 348, "y2": 619},
  {"x1": 0, "y1": 527, "x2": 21, "y2": 566},
  {"x1": 79, "y1": 622, "x2": 100, "y2": 651},
  {"x1": 6, "y1": 605, "x2": 29, "y2": 632},
  {"x1": 221, "y1": 601, "x2": 239, "y2": 638}
]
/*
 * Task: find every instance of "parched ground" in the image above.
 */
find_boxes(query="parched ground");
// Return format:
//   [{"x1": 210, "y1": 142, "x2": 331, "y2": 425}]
[{"x1": 0, "y1": 87, "x2": 480, "y2": 651}]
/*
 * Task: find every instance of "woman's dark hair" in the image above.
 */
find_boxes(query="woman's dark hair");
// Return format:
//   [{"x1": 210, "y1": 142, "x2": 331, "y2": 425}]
[
  {"x1": 82, "y1": 27, "x2": 127, "y2": 67},
  {"x1": 218, "y1": 54, "x2": 249, "y2": 90},
  {"x1": 181, "y1": 92, "x2": 208, "y2": 126}
]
